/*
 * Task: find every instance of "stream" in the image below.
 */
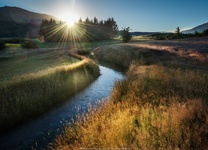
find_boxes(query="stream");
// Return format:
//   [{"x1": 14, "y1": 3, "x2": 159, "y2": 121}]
[{"x1": 0, "y1": 64, "x2": 124, "y2": 150}]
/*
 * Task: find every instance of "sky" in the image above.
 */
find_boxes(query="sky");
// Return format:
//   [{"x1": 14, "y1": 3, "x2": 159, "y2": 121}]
[{"x1": 0, "y1": 0, "x2": 208, "y2": 32}]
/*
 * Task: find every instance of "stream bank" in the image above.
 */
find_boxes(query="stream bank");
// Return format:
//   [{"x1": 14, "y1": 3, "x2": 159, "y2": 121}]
[
  {"x1": 0, "y1": 57, "x2": 99, "y2": 133},
  {"x1": 0, "y1": 64, "x2": 124, "y2": 150}
]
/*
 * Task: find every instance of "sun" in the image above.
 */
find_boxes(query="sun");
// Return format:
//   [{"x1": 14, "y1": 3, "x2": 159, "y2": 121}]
[
  {"x1": 65, "y1": 18, "x2": 75, "y2": 27},
  {"x1": 59, "y1": 12, "x2": 79, "y2": 27}
]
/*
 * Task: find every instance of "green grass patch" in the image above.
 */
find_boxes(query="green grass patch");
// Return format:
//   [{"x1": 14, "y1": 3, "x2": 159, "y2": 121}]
[
  {"x1": 34, "y1": 39, "x2": 120, "y2": 49},
  {"x1": 5, "y1": 43, "x2": 21, "y2": 48},
  {"x1": 36, "y1": 42, "x2": 71, "y2": 48},
  {"x1": 0, "y1": 50, "x2": 79, "y2": 80},
  {"x1": 79, "y1": 40, "x2": 119, "y2": 49}
]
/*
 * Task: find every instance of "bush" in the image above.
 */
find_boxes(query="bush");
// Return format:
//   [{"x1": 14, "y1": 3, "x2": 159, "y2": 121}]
[
  {"x1": 156, "y1": 36, "x2": 165, "y2": 40},
  {"x1": 21, "y1": 40, "x2": 38, "y2": 49},
  {"x1": 77, "y1": 49, "x2": 90, "y2": 55},
  {"x1": 0, "y1": 41, "x2": 6, "y2": 50}
]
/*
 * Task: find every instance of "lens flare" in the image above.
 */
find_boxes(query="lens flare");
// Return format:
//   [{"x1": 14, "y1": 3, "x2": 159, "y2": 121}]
[
  {"x1": 66, "y1": 18, "x2": 75, "y2": 27},
  {"x1": 59, "y1": 12, "x2": 79, "y2": 27}
]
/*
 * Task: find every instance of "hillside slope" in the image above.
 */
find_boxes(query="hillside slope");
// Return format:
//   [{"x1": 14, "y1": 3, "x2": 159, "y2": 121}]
[
  {"x1": 182, "y1": 22, "x2": 208, "y2": 33},
  {"x1": 0, "y1": 6, "x2": 58, "y2": 38}
]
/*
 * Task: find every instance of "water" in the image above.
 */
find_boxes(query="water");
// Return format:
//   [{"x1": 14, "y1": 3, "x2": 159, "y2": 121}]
[{"x1": 0, "y1": 65, "x2": 124, "y2": 150}]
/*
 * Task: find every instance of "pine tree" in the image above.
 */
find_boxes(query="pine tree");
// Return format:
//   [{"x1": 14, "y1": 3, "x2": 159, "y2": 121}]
[
  {"x1": 85, "y1": 17, "x2": 90, "y2": 24},
  {"x1": 78, "y1": 17, "x2": 83, "y2": 24},
  {"x1": 175, "y1": 27, "x2": 180, "y2": 35},
  {"x1": 94, "y1": 17, "x2": 98, "y2": 24}
]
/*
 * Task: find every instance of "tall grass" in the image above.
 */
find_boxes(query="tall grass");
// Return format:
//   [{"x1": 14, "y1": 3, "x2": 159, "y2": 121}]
[
  {"x1": 0, "y1": 58, "x2": 100, "y2": 133},
  {"x1": 51, "y1": 42, "x2": 208, "y2": 149},
  {"x1": 93, "y1": 44, "x2": 174, "y2": 69},
  {"x1": 93, "y1": 42, "x2": 208, "y2": 71},
  {"x1": 52, "y1": 65, "x2": 208, "y2": 149}
]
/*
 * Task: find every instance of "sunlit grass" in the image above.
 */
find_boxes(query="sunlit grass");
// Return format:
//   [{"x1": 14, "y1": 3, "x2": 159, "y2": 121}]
[
  {"x1": 52, "y1": 65, "x2": 208, "y2": 150},
  {"x1": 0, "y1": 29, "x2": 103, "y2": 132},
  {"x1": 131, "y1": 35, "x2": 154, "y2": 41},
  {"x1": 0, "y1": 21, "x2": 122, "y2": 132},
  {"x1": 5, "y1": 43, "x2": 21, "y2": 48},
  {"x1": 51, "y1": 40, "x2": 208, "y2": 149},
  {"x1": 0, "y1": 54, "x2": 100, "y2": 133}
]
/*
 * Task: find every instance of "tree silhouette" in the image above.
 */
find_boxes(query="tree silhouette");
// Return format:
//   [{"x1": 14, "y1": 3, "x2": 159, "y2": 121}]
[
  {"x1": 99, "y1": 20, "x2": 104, "y2": 26},
  {"x1": 103, "y1": 18, "x2": 118, "y2": 38},
  {"x1": 39, "y1": 17, "x2": 119, "y2": 42},
  {"x1": 78, "y1": 17, "x2": 83, "y2": 24},
  {"x1": 85, "y1": 17, "x2": 90, "y2": 24},
  {"x1": 94, "y1": 17, "x2": 98, "y2": 25},
  {"x1": 121, "y1": 27, "x2": 132, "y2": 42},
  {"x1": 39, "y1": 18, "x2": 59, "y2": 42},
  {"x1": 203, "y1": 29, "x2": 208, "y2": 36},
  {"x1": 175, "y1": 27, "x2": 180, "y2": 35}
]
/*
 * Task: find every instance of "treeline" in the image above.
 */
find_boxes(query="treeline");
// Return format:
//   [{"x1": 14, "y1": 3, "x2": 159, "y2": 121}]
[
  {"x1": 192, "y1": 28, "x2": 208, "y2": 37},
  {"x1": 154, "y1": 27, "x2": 208, "y2": 40},
  {"x1": 39, "y1": 17, "x2": 118, "y2": 42}
]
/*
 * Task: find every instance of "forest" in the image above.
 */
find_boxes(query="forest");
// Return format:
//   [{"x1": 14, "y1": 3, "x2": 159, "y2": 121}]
[{"x1": 39, "y1": 17, "x2": 118, "y2": 42}]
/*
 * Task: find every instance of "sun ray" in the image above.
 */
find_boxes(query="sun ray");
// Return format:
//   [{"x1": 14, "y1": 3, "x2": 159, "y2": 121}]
[{"x1": 40, "y1": 16, "x2": 104, "y2": 50}]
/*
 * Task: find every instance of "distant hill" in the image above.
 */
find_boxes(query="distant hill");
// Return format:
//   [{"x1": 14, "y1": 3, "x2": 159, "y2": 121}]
[
  {"x1": 118, "y1": 31, "x2": 157, "y2": 36},
  {"x1": 0, "y1": 6, "x2": 58, "y2": 38},
  {"x1": 182, "y1": 22, "x2": 208, "y2": 34},
  {"x1": 130, "y1": 32, "x2": 158, "y2": 36}
]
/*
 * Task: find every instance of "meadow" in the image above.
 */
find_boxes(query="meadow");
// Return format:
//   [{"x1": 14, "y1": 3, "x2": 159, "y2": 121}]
[
  {"x1": 0, "y1": 44, "x2": 100, "y2": 133},
  {"x1": 51, "y1": 36, "x2": 208, "y2": 149}
]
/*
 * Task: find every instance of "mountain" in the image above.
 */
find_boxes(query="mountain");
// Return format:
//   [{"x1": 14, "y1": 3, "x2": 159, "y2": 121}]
[
  {"x1": 0, "y1": 6, "x2": 58, "y2": 38},
  {"x1": 182, "y1": 22, "x2": 208, "y2": 34}
]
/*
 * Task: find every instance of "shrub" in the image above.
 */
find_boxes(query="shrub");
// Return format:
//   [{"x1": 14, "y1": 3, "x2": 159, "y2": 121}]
[
  {"x1": 0, "y1": 41, "x2": 5, "y2": 50},
  {"x1": 77, "y1": 49, "x2": 90, "y2": 55},
  {"x1": 21, "y1": 40, "x2": 38, "y2": 49},
  {"x1": 156, "y1": 36, "x2": 165, "y2": 40}
]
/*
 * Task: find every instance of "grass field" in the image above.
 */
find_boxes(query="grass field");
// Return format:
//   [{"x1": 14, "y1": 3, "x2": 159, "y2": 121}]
[
  {"x1": 0, "y1": 49, "x2": 79, "y2": 80},
  {"x1": 51, "y1": 37, "x2": 208, "y2": 149},
  {"x1": 3, "y1": 39, "x2": 120, "y2": 49},
  {"x1": 0, "y1": 45, "x2": 100, "y2": 133}
]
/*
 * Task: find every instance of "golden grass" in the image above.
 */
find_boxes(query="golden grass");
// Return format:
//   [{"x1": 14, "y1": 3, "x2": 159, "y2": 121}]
[
  {"x1": 0, "y1": 56, "x2": 100, "y2": 133},
  {"x1": 52, "y1": 65, "x2": 208, "y2": 149},
  {"x1": 52, "y1": 98, "x2": 208, "y2": 149},
  {"x1": 51, "y1": 39, "x2": 208, "y2": 149}
]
